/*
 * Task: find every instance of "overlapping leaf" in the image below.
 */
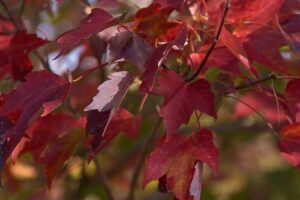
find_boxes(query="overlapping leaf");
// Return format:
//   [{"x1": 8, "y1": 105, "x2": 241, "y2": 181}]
[
  {"x1": 108, "y1": 31, "x2": 153, "y2": 72},
  {"x1": 143, "y1": 129, "x2": 219, "y2": 200},
  {"x1": 155, "y1": 70, "x2": 216, "y2": 136},
  {"x1": 55, "y1": 8, "x2": 121, "y2": 57},
  {"x1": 278, "y1": 122, "x2": 300, "y2": 169},
  {"x1": 0, "y1": 31, "x2": 48, "y2": 80},
  {"x1": 0, "y1": 71, "x2": 70, "y2": 171},
  {"x1": 84, "y1": 71, "x2": 133, "y2": 158},
  {"x1": 132, "y1": 3, "x2": 176, "y2": 41},
  {"x1": 11, "y1": 114, "x2": 84, "y2": 188},
  {"x1": 139, "y1": 24, "x2": 187, "y2": 92}
]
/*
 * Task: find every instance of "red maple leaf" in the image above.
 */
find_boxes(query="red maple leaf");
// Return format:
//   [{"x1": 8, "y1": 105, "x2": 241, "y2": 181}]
[
  {"x1": 55, "y1": 8, "x2": 123, "y2": 57},
  {"x1": 0, "y1": 71, "x2": 70, "y2": 171},
  {"x1": 155, "y1": 69, "x2": 216, "y2": 136},
  {"x1": 143, "y1": 129, "x2": 219, "y2": 200},
  {"x1": 11, "y1": 113, "x2": 85, "y2": 188},
  {"x1": 0, "y1": 31, "x2": 48, "y2": 80},
  {"x1": 278, "y1": 122, "x2": 300, "y2": 169}
]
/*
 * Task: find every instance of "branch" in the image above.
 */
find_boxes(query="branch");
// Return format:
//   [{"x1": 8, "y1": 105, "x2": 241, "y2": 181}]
[
  {"x1": 185, "y1": 0, "x2": 230, "y2": 82},
  {"x1": 94, "y1": 159, "x2": 115, "y2": 200},
  {"x1": 125, "y1": 118, "x2": 162, "y2": 200},
  {"x1": 0, "y1": 0, "x2": 51, "y2": 71},
  {"x1": 235, "y1": 73, "x2": 277, "y2": 90},
  {"x1": 225, "y1": 95, "x2": 278, "y2": 136},
  {"x1": 0, "y1": 0, "x2": 22, "y2": 30}
]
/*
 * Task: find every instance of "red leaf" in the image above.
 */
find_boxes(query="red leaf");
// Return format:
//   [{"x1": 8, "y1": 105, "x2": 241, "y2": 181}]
[
  {"x1": 228, "y1": 0, "x2": 284, "y2": 35},
  {"x1": 84, "y1": 71, "x2": 133, "y2": 158},
  {"x1": 155, "y1": 70, "x2": 216, "y2": 136},
  {"x1": 143, "y1": 129, "x2": 219, "y2": 200},
  {"x1": 132, "y1": 3, "x2": 176, "y2": 41},
  {"x1": 285, "y1": 79, "x2": 300, "y2": 122},
  {"x1": 0, "y1": 71, "x2": 70, "y2": 171},
  {"x1": 243, "y1": 27, "x2": 287, "y2": 73},
  {"x1": 12, "y1": 114, "x2": 84, "y2": 188},
  {"x1": 55, "y1": 8, "x2": 120, "y2": 57},
  {"x1": 108, "y1": 31, "x2": 153, "y2": 72},
  {"x1": 140, "y1": 25, "x2": 187, "y2": 92},
  {"x1": 153, "y1": 0, "x2": 183, "y2": 9},
  {"x1": 0, "y1": 31, "x2": 48, "y2": 80},
  {"x1": 278, "y1": 122, "x2": 300, "y2": 169},
  {"x1": 220, "y1": 27, "x2": 255, "y2": 76},
  {"x1": 0, "y1": 18, "x2": 14, "y2": 50}
]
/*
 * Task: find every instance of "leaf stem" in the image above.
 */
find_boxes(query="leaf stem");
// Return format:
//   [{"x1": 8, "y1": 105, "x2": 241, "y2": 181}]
[
  {"x1": 185, "y1": 0, "x2": 230, "y2": 82},
  {"x1": 125, "y1": 118, "x2": 162, "y2": 200}
]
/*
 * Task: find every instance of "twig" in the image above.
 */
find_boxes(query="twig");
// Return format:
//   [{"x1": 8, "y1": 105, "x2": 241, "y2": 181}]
[
  {"x1": 18, "y1": 0, "x2": 25, "y2": 17},
  {"x1": 94, "y1": 159, "x2": 115, "y2": 200},
  {"x1": 126, "y1": 118, "x2": 162, "y2": 200},
  {"x1": 72, "y1": 62, "x2": 109, "y2": 82},
  {"x1": 0, "y1": 0, "x2": 21, "y2": 29},
  {"x1": 185, "y1": 0, "x2": 230, "y2": 82},
  {"x1": 235, "y1": 73, "x2": 277, "y2": 91},
  {"x1": 225, "y1": 95, "x2": 278, "y2": 136}
]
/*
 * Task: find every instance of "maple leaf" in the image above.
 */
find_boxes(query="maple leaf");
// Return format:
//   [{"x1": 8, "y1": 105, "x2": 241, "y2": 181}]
[
  {"x1": 108, "y1": 31, "x2": 153, "y2": 72},
  {"x1": 278, "y1": 122, "x2": 300, "y2": 169},
  {"x1": 228, "y1": 0, "x2": 284, "y2": 35},
  {"x1": 220, "y1": 27, "x2": 255, "y2": 75},
  {"x1": 55, "y1": 8, "x2": 122, "y2": 57},
  {"x1": 0, "y1": 18, "x2": 14, "y2": 50},
  {"x1": 132, "y1": 3, "x2": 177, "y2": 41},
  {"x1": 140, "y1": 24, "x2": 187, "y2": 92},
  {"x1": 155, "y1": 70, "x2": 216, "y2": 136},
  {"x1": 84, "y1": 71, "x2": 133, "y2": 158},
  {"x1": 143, "y1": 129, "x2": 220, "y2": 200},
  {"x1": 0, "y1": 71, "x2": 70, "y2": 171},
  {"x1": 11, "y1": 114, "x2": 85, "y2": 188},
  {"x1": 0, "y1": 31, "x2": 48, "y2": 80},
  {"x1": 242, "y1": 27, "x2": 287, "y2": 73},
  {"x1": 284, "y1": 79, "x2": 300, "y2": 122}
]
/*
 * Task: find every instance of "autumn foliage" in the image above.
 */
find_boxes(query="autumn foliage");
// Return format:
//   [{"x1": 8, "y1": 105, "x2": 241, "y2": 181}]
[{"x1": 0, "y1": 0, "x2": 300, "y2": 199}]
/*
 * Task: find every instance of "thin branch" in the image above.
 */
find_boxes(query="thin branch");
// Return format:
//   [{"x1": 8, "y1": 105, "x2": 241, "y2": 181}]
[
  {"x1": 126, "y1": 118, "x2": 162, "y2": 200},
  {"x1": 0, "y1": 0, "x2": 21, "y2": 29},
  {"x1": 225, "y1": 95, "x2": 278, "y2": 136},
  {"x1": 72, "y1": 62, "x2": 109, "y2": 82},
  {"x1": 18, "y1": 0, "x2": 25, "y2": 17},
  {"x1": 94, "y1": 159, "x2": 115, "y2": 200},
  {"x1": 235, "y1": 73, "x2": 277, "y2": 91},
  {"x1": 185, "y1": 0, "x2": 230, "y2": 82}
]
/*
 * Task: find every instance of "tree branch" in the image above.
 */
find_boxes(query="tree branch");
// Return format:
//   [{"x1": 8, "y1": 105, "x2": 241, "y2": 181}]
[
  {"x1": 125, "y1": 118, "x2": 162, "y2": 200},
  {"x1": 185, "y1": 0, "x2": 230, "y2": 82},
  {"x1": 94, "y1": 159, "x2": 115, "y2": 200},
  {"x1": 235, "y1": 73, "x2": 277, "y2": 90}
]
